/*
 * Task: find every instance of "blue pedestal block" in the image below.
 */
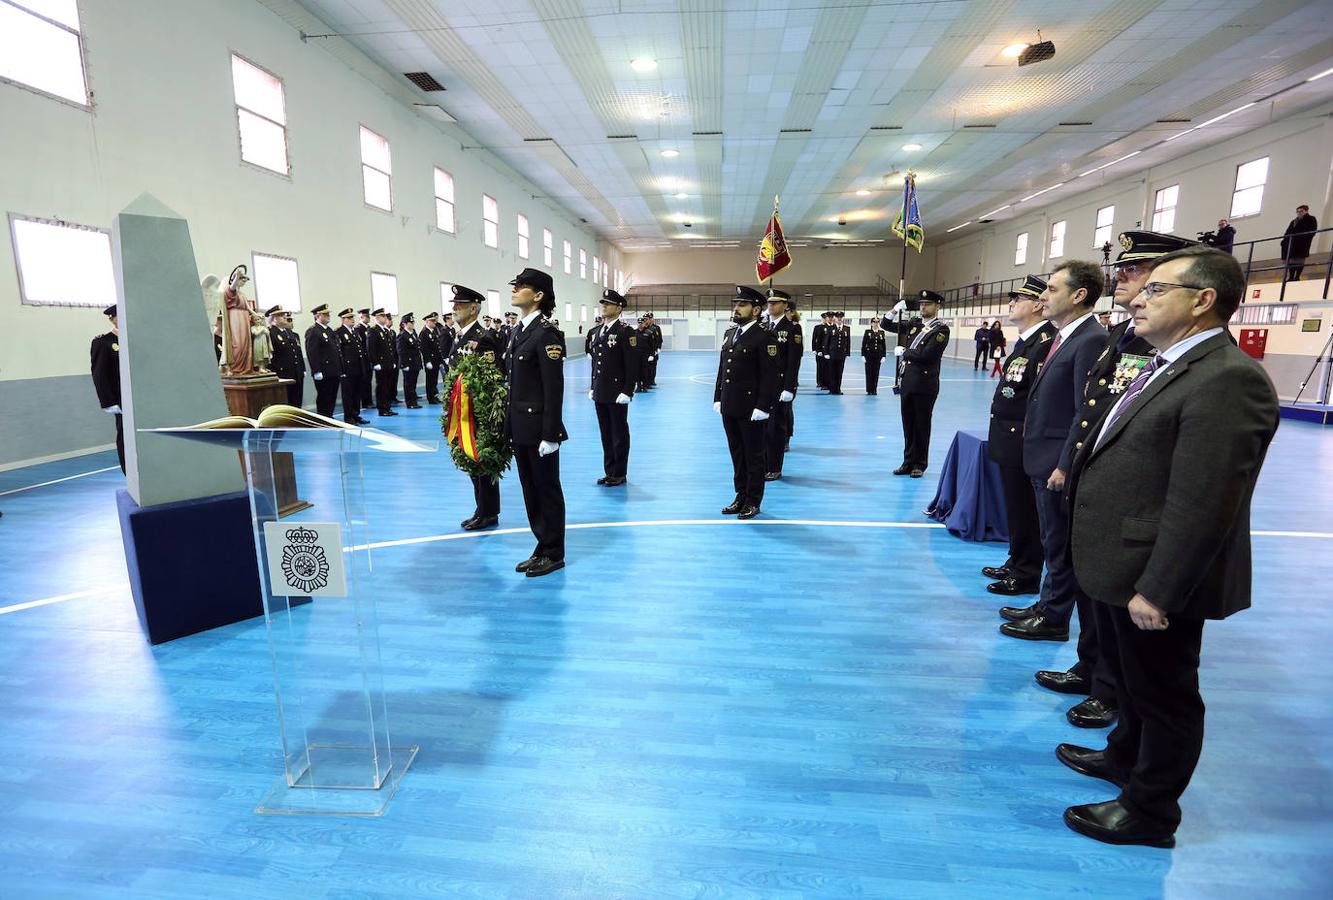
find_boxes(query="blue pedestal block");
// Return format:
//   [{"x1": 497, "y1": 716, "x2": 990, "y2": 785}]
[{"x1": 116, "y1": 488, "x2": 264, "y2": 644}]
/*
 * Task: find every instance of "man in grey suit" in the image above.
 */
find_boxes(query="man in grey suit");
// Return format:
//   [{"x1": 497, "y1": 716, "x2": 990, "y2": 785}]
[{"x1": 1059, "y1": 246, "x2": 1279, "y2": 847}]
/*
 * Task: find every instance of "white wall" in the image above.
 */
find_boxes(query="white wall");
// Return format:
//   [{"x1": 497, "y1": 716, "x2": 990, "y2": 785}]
[
  {"x1": 624, "y1": 244, "x2": 938, "y2": 293},
  {"x1": 0, "y1": 0, "x2": 620, "y2": 386},
  {"x1": 933, "y1": 106, "x2": 1333, "y2": 290}
]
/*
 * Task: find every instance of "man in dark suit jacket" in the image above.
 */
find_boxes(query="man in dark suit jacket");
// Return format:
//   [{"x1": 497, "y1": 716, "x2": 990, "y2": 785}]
[
  {"x1": 1280, "y1": 204, "x2": 1318, "y2": 280},
  {"x1": 882, "y1": 290, "x2": 951, "y2": 477},
  {"x1": 983, "y1": 275, "x2": 1054, "y2": 598},
  {"x1": 1059, "y1": 246, "x2": 1279, "y2": 848},
  {"x1": 714, "y1": 285, "x2": 780, "y2": 519},
  {"x1": 89, "y1": 305, "x2": 124, "y2": 473},
  {"x1": 303, "y1": 304, "x2": 342, "y2": 417},
  {"x1": 504, "y1": 268, "x2": 568, "y2": 578}
]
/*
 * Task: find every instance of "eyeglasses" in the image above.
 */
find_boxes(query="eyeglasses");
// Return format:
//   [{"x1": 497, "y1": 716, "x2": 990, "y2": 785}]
[
  {"x1": 1138, "y1": 281, "x2": 1206, "y2": 298},
  {"x1": 1114, "y1": 263, "x2": 1146, "y2": 279}
]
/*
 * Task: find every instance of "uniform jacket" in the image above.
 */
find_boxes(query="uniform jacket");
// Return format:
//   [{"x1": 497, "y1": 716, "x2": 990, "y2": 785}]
[
  {"x1": 860, "y1": 328, "x2": 887, "y2": 359},
  {"x1": 337, "y1": 324, "x2": 364, "y2": 374},
  {"x1": 89, "y1": 331, "x2": 120, "y2": 408},
  {"x1": 446, "y1": 321, "x2": 501, "y2": 371},
  {"x1": 986, "y1": 322, "x2": 1057, "y2": 467},
  {"x1": 825, "y1": 324, "x2": 851, "y2": 359},
  {"x1": 354, "y1": 322, "x2": 372, "y2": 372},
  {"x1": 397, "y1": 328, "x2": 423, "y2": 370},
  {"x1": 1069, "y1": 333, "x2": 1278, "y2": 619},
  {"x1": 811, "y1": 322, "x2": 827, "y2": 356},
  {"x1": 1063, "y1": 319, "x2": 1154, "y2": 460},
  {"x1": 1020, "y1": 314, "x2": 1104, "y2": 479},
  {"x1": 713, "y1": 321, "x2": 780, "y2": 417},
  {"x1": 419, "y1": 325, "x2": 444, "y2": 368},
  {"x1": 304, "y1": 323, "x2": 342, "y2": 380},
  {"x1": 588, "y1": 319, "x2": 641, "y2": 402},
  {"x1": 437, "y1": 325, "x2": 455, "y2": 361},
  {"x1": 642, "y1": 323, "x2": 664, "y2": 355},
  {"x1": 504, "y1": 316, "x2": 568, "y2": 445},
  {"x1": 365, "y1": 324, "x2": 395, "y2": 371},
  {"x1": 881, "y1": 315, "x2": 951, "y2": 396},
  {"x1": 498, "y1": 324, "x2": 513, "y2": 346},
  {"x1": 269, "y1": 326, "x2": 306, "y2": 382},
  {"x1": 768, "y1": 317, "x2": 803, "y2": 395}
]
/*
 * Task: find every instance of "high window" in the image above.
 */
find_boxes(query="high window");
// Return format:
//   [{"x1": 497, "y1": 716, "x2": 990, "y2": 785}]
[
  {"x1": 517, "y1": 214, "x2": 530, "y2": 259},
  {"x1": 1152, "y1": 185, "x2": 1179, "y2": 233},
  {"x1": 1048, "y1": 220, "x2": 1066, "y2": 259},
  {"x1": 433, "y1": 168, "x2": 455, "y2": 233},
  {"x1": 1014, "y1": 232, "x2": 1028, "y2": 266},
  {"x1": 439, "y1": 282, "x2": 452, "y2": 312},
  {"x1": 1231, "y1": 157, "x2": 1269, "y2": 218},
  {"x1": 592, "y1": 255, "x2": 600, "y2": 283},
  {"x1": 359, "y1": 126, "x2": 392, "y2": 211},
  {"x1": 482, "y1": 194, "x2": 499, "y2": 249},
  {"x1": 543, "y1": 228, "x2": 553, "y2": 267},
  {"x1": 231, "y1": 55, "x2": 289, "y2": 176},
  {"x1": 370, "y1": 271, "x2": 398, "y2": 314},
  {"x1": 251, "y1": 252, "x2": 301, "y2": 312},
  {"x1": 579, "y1": 249, "x2": 587, "y2": 280},
  {"x1": 563, "y1": 240, "x2": 572, "y2": 275},
  {"x1": 0, "y1": 0, "x2": 89, "y2": 106},
  {"x1": 7, "y1": 214, "x2": 114, "y2": 307},
  {"x1": 486, "y1": 289, "x2": 501, "y2": 319},
  {"x1": 1093, "y1": 205, "x2": 1115, "y2": 247}
]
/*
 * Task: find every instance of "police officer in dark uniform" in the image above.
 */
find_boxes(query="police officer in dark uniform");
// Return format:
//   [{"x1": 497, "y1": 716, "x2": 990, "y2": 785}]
[
  {"x1": 446, "y1": 285, "x2": 503, "y2": 530},
  {"x1": 983, "y1": 275, "x2": 1055, "y2": 597},
  {"x1": 396, "y1": 312, "x2": 424, "y2": 409},
  {"x1": 762, "y1": 288, "x2": 801, "y2": 480},
  {"x1": 384, "y1": 312, "x2": 401, "y2": 405},
  {"x1": 882, "y1": 290, "x2": 950, "y2": 477},
  {"x1": 419, "y1": 311, "x2": 445, "y2": 403},
  {"x1": 438, "y1": 312, "x2": 456, "y2": 378},
  {"x1": 812, "y1": 311, "x2": 830, "y2": 389},
  {"x1": 335, "y1": 308, "x2": 369, "y2": 425},
  {"x1": 861, "y1": 317, "x2": 887, "y2": 395},
  {"x1": 89, "y1": 304, "x2": 124, "y2": 473},
  {"x1": 715, "y1": 285, "x2": 781, "y2": 519},
  {"x1": 586, "y1": 289, "x2": 640, "y2": 486},
  {"x1": 267, "y1": 306, "x2": 306, "y2": 408},
  {"x1": 304, "y1": 304, "x2": 342, "y2": 417},
  {"x1": 826, "y1": 311, "x2": 851, "y2": 394},
  {"x1": 355, "y1": 309, "x2": 373, "y2": 408},
  {"x1": 365, "y1": 308, "x2": 397, "y2": 416},
  {"x1": 639, "y1": 312, "x2": 663, "y2": 390},
  {"x1": 504, "y1": 268, "x2": 568, "y2": 577}
]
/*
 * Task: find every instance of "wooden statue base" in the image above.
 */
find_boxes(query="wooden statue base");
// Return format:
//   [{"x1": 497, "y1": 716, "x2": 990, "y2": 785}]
[{"x1": 222, "y1": 378, "x2": 311, "y2": 518}]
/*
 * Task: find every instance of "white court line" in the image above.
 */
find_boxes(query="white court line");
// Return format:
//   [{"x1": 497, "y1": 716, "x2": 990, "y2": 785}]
[
  {"x1": 0, "y1": 466, "x2": 118, "y2": 497},
  {"x1": 0, "y1": 585, "x2": 126, "y2": 616}
]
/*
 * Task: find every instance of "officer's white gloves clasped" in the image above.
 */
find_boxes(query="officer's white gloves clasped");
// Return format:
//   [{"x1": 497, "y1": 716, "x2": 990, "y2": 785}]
[
  {"x1": 538, "y1": 440, "x2": 559, "y2": 457},
  {"x1": 750, "y1": 409, "x2": 769, "y2": 422},
  {"x1": 713, "y1": 401, "x2": 722, "y2": 414},
  {"x1": 779, "y1": 390, "x2": 794, "y2": 402},
  {"x1": 313, "y1": 372, "x2": 323, "y2": 381}
]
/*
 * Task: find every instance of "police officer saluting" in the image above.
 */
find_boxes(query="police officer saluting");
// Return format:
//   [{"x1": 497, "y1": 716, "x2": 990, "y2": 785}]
[
  {"x1": 267, "y1": 306, "x2": 306, "y2": 409},
  {"x1": 715, "y1": 285, "x2": 781, "y2": 519},
  {"x1": 763, "y1": 288, "x2": 801, "y2": 480},
  {"x1": 861, "y1": 317, "x2": 887, "y2": 395},
  {"x1": 304, "y1": 303, "x2": 342, "y2": 417},
  {"x1": 588, "y1": 289, "x2": 640, "y2": 486},
  {"x1": 882, "y1": 290, "x2": 950, "y2": 477}
]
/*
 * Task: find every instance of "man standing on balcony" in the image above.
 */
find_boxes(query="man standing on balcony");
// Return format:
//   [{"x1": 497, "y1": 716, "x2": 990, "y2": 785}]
[{"x1": 1281, "y1": 204, "x2": 1318, "y2": 281}]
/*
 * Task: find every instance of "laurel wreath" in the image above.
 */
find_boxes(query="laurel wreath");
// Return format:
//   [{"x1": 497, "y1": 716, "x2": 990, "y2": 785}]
[{"x1": 441, "y1": 353, "x2": 513, "y2": 483}]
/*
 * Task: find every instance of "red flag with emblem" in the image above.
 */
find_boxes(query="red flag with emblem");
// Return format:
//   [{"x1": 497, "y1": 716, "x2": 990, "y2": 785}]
[{"x1": 756, "y1": 196, "x2": 792, "y2": 282}]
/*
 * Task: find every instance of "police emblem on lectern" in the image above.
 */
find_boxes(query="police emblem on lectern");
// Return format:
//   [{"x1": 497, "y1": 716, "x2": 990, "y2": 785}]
[{"x1": 263, "y1": 521, "x2": 347, "y2": 597}]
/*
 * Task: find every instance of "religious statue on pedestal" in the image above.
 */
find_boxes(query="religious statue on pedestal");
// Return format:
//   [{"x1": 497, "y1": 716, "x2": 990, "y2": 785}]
[{"x1": 214, "y1": 265, "x2": 274, "y2": 379}]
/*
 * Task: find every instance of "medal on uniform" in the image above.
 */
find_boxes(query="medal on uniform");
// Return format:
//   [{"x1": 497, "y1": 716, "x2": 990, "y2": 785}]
[
  {"x1": 1001, "y1": 386, "x2": 1015, "y2": 399},
  {"x1": 1111, "y1": 353, "x2": 1152, "y2": 393},
  {"x1": 1006, "y1": 357, "x2": 1027, "y2": 383}
]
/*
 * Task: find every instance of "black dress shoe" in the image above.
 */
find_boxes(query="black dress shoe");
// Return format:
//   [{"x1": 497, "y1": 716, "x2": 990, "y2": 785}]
[
  {"x1": 525, "y1": 556, "x2": 565, "y2": 577},
  {"x1": 460, "y1": 516, "x2": 477, "y2": 529},
  {"x1": 981, "y1": 565, "x2": 1013, "y2": 580},
  {"x1": 407, "y1": 403, "x2": 422, "y2": 409},
  {"x1": 603, "y1": 477, "x2": 626, "y2": 486},
  {"x1": 379, "y1": 409, "x2": 397, "y2": 417},
  {"x1": 910, "y1": 468, "x2": 924, "y2": 478},
  {"x1": 355, "y1": 418, "x2": 372, "y2": 425},
  {"x1": 721, "y1": 499, "x2": 744, "y2": 515},
  {"x1": 1056, "y1": 743, "x2": 1128, "y2": 788},
  {"x1": 515, "y1": 555, "x2": 538, "y2": 572},
  {"x1": 737, "y1": 505, "x2": 760, "y2": 520},
  {"x1": 596, "y1": 476, "x2": 610, "y2": 485},
  {"x1": 893, "y1": 464, "x2": 913, "y2": 476},
  {"x1": 1064, "y1": 800, "x2": 1175, "y2": 848},
  {"x1": 764, "y1": 472, "x2": 781, "y2": 481},
  {"x1": 462, "y1": 515, "x2": 497, "y2": 531},
  {"x1": 999, "y1": 602, "x2": 1041, "y2": 622},
  {"x1": 999, "y1": 615, "x2": 1069, "y2": 642},
  {"x1": 1068, "y1": 697, "x2": 1118, "y2": 728},
  {"x1": 1036, "y1": 670, "x2": 1091, "y2": 695},
  {"x1": 986, "y1": 577, "x2": 1040, "y2": 596}
]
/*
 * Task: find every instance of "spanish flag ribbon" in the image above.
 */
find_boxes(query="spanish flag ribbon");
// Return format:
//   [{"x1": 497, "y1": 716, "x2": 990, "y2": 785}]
[{"x1": 446, "y1": 375, "x2": 480, "y2": 461}]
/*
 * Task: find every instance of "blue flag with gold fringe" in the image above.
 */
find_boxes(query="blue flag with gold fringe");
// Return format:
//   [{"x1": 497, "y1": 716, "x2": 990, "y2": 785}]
[{"x1": 892, "y1": 172, "x2": 924, "y2": 252}]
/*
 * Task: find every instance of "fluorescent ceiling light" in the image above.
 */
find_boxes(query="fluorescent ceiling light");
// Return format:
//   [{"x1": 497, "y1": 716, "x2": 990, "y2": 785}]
[
  {"x1": 630, "y1": 58, "x2": 657, "y2": 73},
  {"x1": 1307, "y1": 66, "x2": 1333, "y2": 82},
  {"x1": 1001, "y1": 43, "x2": 1028, "y2": 58},
  {"x1": 902, "y1": 143, "x2": 923, "y2": 152},
  {"x1": 982, "y1": 205, "x2": 1011, "y2": 217},
  {"x1": 856, "y1": 189, "x2": 871, "y2": 196},
  {"x1": 1164, "y1": 103, "x2": 1256, "y2": 142},
  {"x1": 674, "y1": 192, "x2": 688, "y2": 199},
  {"x1": 1077, "y1": 150, "x2": 1141, "y2": 178},
  {"x1": 946, "y1": 222, "x2": 971, "y2": 233},
  {"x1": 1019, "y1": 182, "x2": 1065, "y2": 202},
  {"x1": 660, "y1": 148, "x2": 679, "y2": 158}
]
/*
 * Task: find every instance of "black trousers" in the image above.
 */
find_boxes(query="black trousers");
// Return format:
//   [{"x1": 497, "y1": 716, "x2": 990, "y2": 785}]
[
  {"x1": 513, "y1": 443, "x2": 565, "y2": 560},
  {"x1": 828, "y1": 356, "x2": 846, "y2": 393},
  {"x1": 594, "y1": 401, "x2": 630, "y2": 478},
  {"x1": 360, "y1": 363, "x2": 373, "y2": 406},
  {"x1": 997, "y1": 462, "x2": 1042, "y2": 585},
  {"x1": 374, "y1": 368, "x2": 394, "y2": 413},
  {"x1": 722, "y1": 413, "x2": 766, "y2": 506},
  {"x1": 864, "y1": 358, "x2": 882, "y2": 394},
  {"x1": 764, "y1": 401, "x2": 792, "y2": 473},
  {"x1": 402, "y1": 366, "x2": 420, "y2": 405},
  {"x1": 815, "y1": 353, "x2": 827, "y2": 387},
  {"x1": 340, "y1": 371, "x2": 361, "y2": 424},
  {"x1": 899, "y1": 390, "x2": 937, "y2": 468},
  {"x1": 1097, "y1": 600, "x2": 1205, "y2": 829},
  {"x1": 314, "y1": 375, "x2": 340, "y2": 417},
  {"x1": 471, "y1": 474, "x2": 499, "y2": 518},
  {"x1": 391, "y1": 367, "x2": 401, "y2": 403},
  {"x1": 643, "y1": 355, "x2": 658, "y2": 387},
  {"x1": 113, "y1": 413, "x2": 125, "y2": 474},
  {"x1": 424, "y1": 364, "x2": 440, "y2": 401},
  {"x1": 974, "y1": 345, "x2": 989, "y2": 369},
  {"x1": 285, "y1": 379, "x2": 304, "y2": 410},
  {"x1": 1286, "y1": 260, "x2": 1306, "y2": 280}
]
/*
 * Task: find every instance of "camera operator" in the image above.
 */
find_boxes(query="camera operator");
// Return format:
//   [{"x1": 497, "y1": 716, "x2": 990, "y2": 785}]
[{"x1": 1199, "y1": 219, "x2": 1235, "y2": 254}]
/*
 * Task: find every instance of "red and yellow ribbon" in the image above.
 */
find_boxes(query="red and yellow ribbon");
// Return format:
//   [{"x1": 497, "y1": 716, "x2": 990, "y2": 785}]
[{"x1": 446, "y1": 375, "x2": 480, "y2": 461}]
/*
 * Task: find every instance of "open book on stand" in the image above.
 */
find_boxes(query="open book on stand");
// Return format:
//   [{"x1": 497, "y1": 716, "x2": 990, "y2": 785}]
[{"x1": 180, "y1": 404, "x2": 352, "y2": 430}]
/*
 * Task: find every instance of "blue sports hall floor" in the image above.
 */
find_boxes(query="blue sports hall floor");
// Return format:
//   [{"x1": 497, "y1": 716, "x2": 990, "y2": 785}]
[{"x1": 1, "y1": 351, "x2": 1330, "y2": 899}]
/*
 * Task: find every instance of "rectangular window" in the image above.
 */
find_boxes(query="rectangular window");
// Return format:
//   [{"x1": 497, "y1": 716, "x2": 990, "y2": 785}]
[
  {"x1": 0, "y1": 1, "x2": 89, "y2": 107},
  {"x1": 1014, "y1": 232, "x2": 1028, "y2": 266},
  {"x1": 1231, "y1": 157, "x2": 1268, "y2": 218},
  {"x1": 1152, "y1": 185, "x2": 1179, "y2": 233},
  {"x1": 603, "y1": 264, "x2": 609, "y2": 288},
  {"x1": 592, "y1": 255, "x2": 600, "y2": 283},
  {"x1": 486, "y1": 289, "x2": 501, "y2": 319},
  {"x1": 251, "y1": 252, "x2": 301, "y2": 312},
  {"x1": 433, "y1": 167, "x2": 455, "y2": 233},
  {"x1": 7, "y1": 213, "x2": 114, "y2": 307},
  {"x1": 615, "y1": 269, "x2": 622, "y2": 292},
  {"x1": 1048, "y1": 220, "x2": 1066, "y2": 259},
  {"x1": 579, "y1": 249, "x2": 587, "y2": 280},
  {"x1": 370, "y1": 271, "x2": 398, "y2": 314},
  {"x1": 360, "y1": 126, "x2": 392, "y2": 211},
  {"x1": 564, "y1": 302, "x2": 574, "y2": 322},
  {"x1": 231, "y1": 54, "x2": 288, "y2": 176},
  {"x1": 482, "y1": 194, "x2": 499, "y2": 249},
  {"x1": 563, "y1": 240, "x2": 572, "y2": 275},
  {"x1": 517, "y1": 214, "x2": 530, "y2": 259},
  {"x1": 543, "y1": 228, "x2": 553, "y2": 267},
  {"x1": 580, "y1": 304, "x2": 589, "y2": 323},
  {"x1": 440, "y1": 282, "x2": 452, "y2": 312},
  {"x1": 1093, "y1": 205, "x2": 1115, "y2": 248}
]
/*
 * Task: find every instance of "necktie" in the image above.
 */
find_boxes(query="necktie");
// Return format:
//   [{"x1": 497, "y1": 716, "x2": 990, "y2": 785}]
[
  {"x1": 1115, "y1": 324, "x2": 1139, "y2": 353},
  {"x1": 1097, "y1": 354, "x2": 1167, "y2": 443},
  {"x1": 1046, "y1": 330, "x2": 1065, "y2": 360},
  {"x1": 512, "y1": 321, "x2": 525, "y2": 345}
]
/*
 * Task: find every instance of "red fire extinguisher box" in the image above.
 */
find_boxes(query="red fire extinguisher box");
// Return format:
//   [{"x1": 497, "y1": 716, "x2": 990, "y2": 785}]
[{"x1": 1239, "y1": 328, "x2": 1268, "y2": 360}]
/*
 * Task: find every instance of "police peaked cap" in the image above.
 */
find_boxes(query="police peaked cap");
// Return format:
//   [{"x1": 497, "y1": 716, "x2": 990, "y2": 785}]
[
  {"x1": 400, "y1": 312, "x2": 415, "y2": 323},
  {"x1": 509, "y1": 267, "x2": 555, "y2": 303},
  {"x1": 601, "y1": 289, "x2": 627, "y2": 307},
  {"x1": 358, "y1": 308, "x2": 371, "y2": 316},
  {"x1": 423, "y1": 311, "x2": 439, "y2": 321},
  {"x1": 766, "y1": 288, "x2": 792, "y2": 303},
  {"x1": 450, "y1": 284, "x2": 485, "y2": 304},
  {"x1": 310, "y1": 303, "x2": 330, "y2": 315},
  {"x1": 1008, "y1": 275, "x2": 1047, "y2": 299},
  {"x1": 102, "y1": 305, "x2": 117, "y2": 317},
  {"x1": 337, "y1": 307, "x2": 354, "y2": 318},
  {"x1": 919, "y1": 290, "x2": 945, "y2": 305},
  {"x1": 735, "y1": 285, "x2": 765, "y2": 305},
  {"x1": 372, "y1": 307, "x2": 386, "y2": 316},
  {"x1": 264, "y1": 305, "x2": 284, "y2": 317},
  {"x1": 1116, "y1": 230, "x2": 1197, "y2": 263}
]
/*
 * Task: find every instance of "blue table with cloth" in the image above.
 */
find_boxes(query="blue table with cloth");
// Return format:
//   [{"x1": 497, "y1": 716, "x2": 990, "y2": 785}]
[{"x1": 925, "y1": 429, "x2": 1008, "y2": 542}]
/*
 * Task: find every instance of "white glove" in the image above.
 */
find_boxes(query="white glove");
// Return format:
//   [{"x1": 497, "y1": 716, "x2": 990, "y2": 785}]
[
  {"x1": 588, "y1": 389, "x2": 595, "y2": 400},
  {"x1": 373, "y1": 364, "x2": 382, "y2": 371},
  {"x1": 779, "y1": 390, "x2": 794, "y2": 402},
  {"x1": 102, "y1": 405, "x2": 121, "y2": 415},
  {"x1": 615, "y1": 393, "x2": 631, "y2": 405},
  {"x1": 538, "y1": 440, "x2": 559, "y2": 457},
  {"x1": 425, "y1": 362, "x2": 433, "y2": 370},
  {"x1": 649, "y1": 355, "x2": 656, "y2": 362},
  {"x1": 750, "y1": 408, "x2": 769, "y2": 422},
  {"x1": 894, "y1": 346, "x2": 906, "y2": 357},
  {"x1": 313, "y1": 372, "x2": 323, "y2": 381},
  {"x1": 892, "y1": 299, "x2": 907, "y2": 314},
  {"x1": 713, "y1": 401, "x2": 722, "y2": 414}
]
